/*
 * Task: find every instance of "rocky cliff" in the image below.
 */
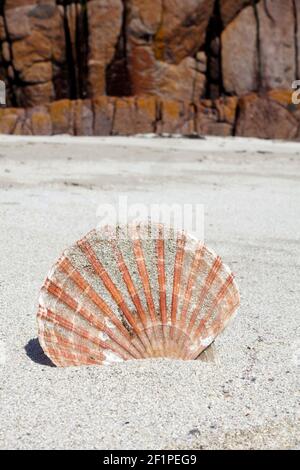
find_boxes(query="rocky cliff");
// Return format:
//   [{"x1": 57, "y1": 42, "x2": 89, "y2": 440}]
[{"x1": 0, "y1": 0, "x2": 299, "y2": 139}]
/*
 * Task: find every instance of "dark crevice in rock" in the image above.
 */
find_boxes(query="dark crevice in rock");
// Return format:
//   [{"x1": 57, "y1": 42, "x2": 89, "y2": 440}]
[
  {"x1": 252, "y1": 0, "x2": 263, "y2": 92},
  {"x1": 106, "y1": 1, "x2": 132, "y2": 97},
  {"x1": 110, "y1": 99, "x2": 117, "y2": 135},
  {"x1": 293, "y1": 0, "x2": 299, "y2": 80},
  {"x1": 1, "y1": 1, "x2": 19, "y2": 106},
  {"x1": 154, "y1": 99, "x2": 162, "y2": 134},
  {"x1": 57, "y1": 1, "x2": 88, "y2": 100},
  {"x1": 154, "y1": 0, "x2": 166, "y2": 62},
  {"x1": 76, "y1": 0, "x2": 89, "y2": 99},
  {"x1": 204, "y1": 0, "x2": 224, "y2": 99},
  {"x1": 263, "y1": 0, "x2": 275, "y2": 23},
  {"x1": 191, "y1": 102, "x2": 198, "y2": 134},
  {"x1": 60, "y1": 1, "x2": 78, "y2": 99},
  {"x1": 232, "y1": 99, "x2": 241, "y2": 136}
]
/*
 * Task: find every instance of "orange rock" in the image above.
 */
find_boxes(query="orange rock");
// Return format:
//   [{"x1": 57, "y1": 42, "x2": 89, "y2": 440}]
[
  {"x1": 267, "y1": 89, "x2": 294, "y2": 107},
  {"x1": 5, "y1": 2, "x2": 65, "y2": 107},
  {"x1": 93, "y1": 96, "x2": 115, "y2": 136},
  {"x1": 12, "y1": 31, "x2": 52, "y2": 71},
  {"x1": 220, "y1": 0, "x2": 253, "y2": 27},
  {"x1": 127, "y1": 44, "x2": 157, "y2": 96},
  {"x1": 87, "y1": 0, "x2": 123, "y2": 97},
  {"x1": 258, "y1": 0, "x2": 296, "y2": 90},
  {"x1": 21, "y1": 82, "x2": 54, "y2": 107},
  {"x1": 221, "y1": 6, "x2": 258, "y2": 96},
  {"x1": 126, "y1": 0, "x2": 209, "y2": 100},
  {"x1": 20, "y1": 61, "x2": 52, "y2": 84},
  {"x1": 5, "y1": 1, "x2": 37, "y2": 8},
  {"x1": 157, "y1": 100, "x2": 194, "y2": 135},
  {"x1": 0, "y1": 17, "x2": 5, "y2": 41},
  {"x1": 26, "y1": 106, "x2": 52, "y2": 135},
  {"x1": 5, "y1": 5, "x2": 32, "y2": 40},
  {"x1": 113, "y1": 98, "x2": 136, "y2": 135},
  {"x1": 0, "y1": 107, "x2": 25, "y2": 134},
  {"x1": 153, "y1": 0, "x2": 214, "y2": 64},
  {"x1": 214, "y1": 96, "x2": 238, "y2": 125},
  {"x1": 196, "y1": 97, "x2": 237, "y2": 136},
  {"x1": 135, "y1": 96, "x2": 157, "y2": 134},
  {"x1": 49, "y1": 99, "x2": 74, "y2": 135},
  {"x1": 74, "y1": 100, "x2": 93, "y2": 136},
  {"x1": 236, "y1": 93, "x2": 298, "y2": 140},
  {"x1": 156, "y1": 57, "x2": 206, "y2": 102}
]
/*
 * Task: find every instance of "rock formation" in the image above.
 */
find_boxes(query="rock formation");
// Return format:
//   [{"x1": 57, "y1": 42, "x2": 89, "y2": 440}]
[{"x1": 0, "y1": 0, "x2": 299, "y2": 139}]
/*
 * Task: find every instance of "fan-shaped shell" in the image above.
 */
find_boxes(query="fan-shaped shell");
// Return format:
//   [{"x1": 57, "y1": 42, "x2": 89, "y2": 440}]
[{"x1": 37, "y1": 223, "x2": 240, "y2": 367}]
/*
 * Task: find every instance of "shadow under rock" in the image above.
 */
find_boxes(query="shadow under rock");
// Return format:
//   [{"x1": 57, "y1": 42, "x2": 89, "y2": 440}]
[{"x1": 25, "y1": 338, "x2": 55, "y2": 367}]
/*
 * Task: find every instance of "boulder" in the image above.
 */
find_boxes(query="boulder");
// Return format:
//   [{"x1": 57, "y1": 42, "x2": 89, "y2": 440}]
[
  {"x1": 87, "y1": 0, "x2": 123, "y2": 97},
  {"x1": 196, "y1": 99, "x2": 235, "y2": 136},
  {"x1": 20, "y1": 82, "x2": 54, "y2": 108},
  {"x1": 154, "y1": 0, "x2": 215, "y2": 64},
  {"x1": 112, "y1": 98, "x2": 136, "y2": 135},
  {"x1": 221, "y1": 5, "x2": 258, "y2": 95},
  {"x1": 135, "y1": 96, "x2": 157, "y2": 134},
  {"x1": 257, "y1": 0, "x2": 296, "y2": 90},
  {"x1": 49, "y1": 99, "x2": 74, "y2": 135},
  {"x1": 4, "y1": 1, "x2": 65, "y2": 106},
  {"x1": 220, "y1": 0, "x2": 253, "y2": 27},
  {"x1": 26, "y1": 105, "x2": 52, "y2": 135},
  {"x1": 74, "y1": 100, "x2": 93, "y2": 136},
  {"x1": 126, "y1": 0, "x2": 209, "y2": 99},
  {"x1": 157, "y1": 100, "x2": 195, "y2": 135},
  {"x1": 0, "y1": 107, "x2": 25, "y2": 134},
  {"x1": 236, "y1": 93, "x2": 298, "y2": 140},
  {"x1": 93, "y1": 96, "x2": 115, "y2": 136}
]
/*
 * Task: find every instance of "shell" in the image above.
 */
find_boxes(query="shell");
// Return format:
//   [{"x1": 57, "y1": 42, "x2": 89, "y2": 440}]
[{"x1": 37, "y1": 223, "x2": 240, "y2": 367}]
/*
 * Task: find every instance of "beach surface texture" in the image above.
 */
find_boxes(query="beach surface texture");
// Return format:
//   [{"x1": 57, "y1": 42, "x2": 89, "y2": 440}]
[{"x1": 0, "y1": 135, "x2": 299, "y2": 449}]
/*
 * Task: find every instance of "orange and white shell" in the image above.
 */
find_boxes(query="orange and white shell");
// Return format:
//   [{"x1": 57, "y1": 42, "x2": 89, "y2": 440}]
[{"x1": 37, "y1": 224, "x2": 240, "y2": 367}]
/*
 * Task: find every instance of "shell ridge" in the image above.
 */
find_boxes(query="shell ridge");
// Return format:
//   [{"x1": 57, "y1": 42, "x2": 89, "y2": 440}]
[
  {"x1": 78, "y1": 238, "x2": 150, "y2": 356},
  {"x1": 38, "y1": 307, "x2": 129, "y2": 362},
  {"x1": 191, "y1": 298, "x2": 240, "y2": 360},
  {"x1": 132, "y1": 234, "x2": 164, "y2": 356},
  {"x1": 185, "y1": 255, "x2": 222, "y2": 337},
  {"x1": 111, "y1": 240, "x2": 150, "y2": 329},
  {"x1": 170, "y1": 234, "x2": 186, "y2": 341},
  {"x1": 57, "y1": 257, "x2": 143, "y2": 359},
  {"x1": 156, "y1": 226, "x2": 167, "y2": 324},
  {"x1": 110, "y1": 239, "x2": 157, "y2": 356},
  {"x1": 178, "y1": 243, "x2": 204, "y2": 330},
  {"x1": 42, "y1": 331, "x2": 105, "y2": 363},
  {"x1": 195, "y1": 274, "x2": 235, "y2": 337},
  {"x1": 176, "y1": 243, "x2": 205, "y2": 356},
  {"x1": 59, "y1": 258, "x2": 131, "y2": 337},
  {"x1": 156, "y1": 227, "x2": 168, "y2": 355},
  {"x1": 132, "y1": 237, "x2": 156, "y2": 324}
]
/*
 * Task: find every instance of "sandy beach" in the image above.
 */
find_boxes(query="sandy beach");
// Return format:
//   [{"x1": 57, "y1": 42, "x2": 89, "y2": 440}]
[{"x1": 0, "y1": 136, "x2": 299, "y2": 449}]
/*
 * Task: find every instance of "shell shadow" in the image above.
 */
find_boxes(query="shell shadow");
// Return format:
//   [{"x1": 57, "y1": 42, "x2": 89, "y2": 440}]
[{"x1": 25, "y1": 338, "x2": 56, "y2": 367}]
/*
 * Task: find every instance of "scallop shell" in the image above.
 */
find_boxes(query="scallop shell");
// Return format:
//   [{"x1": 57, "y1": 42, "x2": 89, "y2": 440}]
[{"x1": 37, "y1": 223, "x2": 240, "y2": 367}]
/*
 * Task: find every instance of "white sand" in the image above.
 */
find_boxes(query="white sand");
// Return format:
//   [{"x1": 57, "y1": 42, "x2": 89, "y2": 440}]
[{"x1": 0, "y1": 136, "x2": 299, "y2": 449}]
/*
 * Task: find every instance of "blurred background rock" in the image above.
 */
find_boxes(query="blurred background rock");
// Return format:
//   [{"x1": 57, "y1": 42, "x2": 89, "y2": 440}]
[{"x1": 0, "y1": 0, "x2": 299, "y2": 139}]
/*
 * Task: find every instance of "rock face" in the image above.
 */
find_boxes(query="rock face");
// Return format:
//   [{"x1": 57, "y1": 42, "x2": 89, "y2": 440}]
[
  {"x1": 257, "y1": 0, "x2": 296, "y2": 90},
  {"x1": 219, "y1": 0, "x2": 254, "y2": 26},
  {"x1": 236, "y1": 92, "x2": 299, "y2": 140},
  {"x1": 2, "y1": 1, "x2": 65, "y2": 106},
  {"x1": 221, "y1": 6, "x2": 258, "y2": 96},
  {"x1": 87, "y1": 0, "x2": 123, "y2": 97},
  {"x1": 0, "y1": 0, "x2": 299, "y2": 140}
]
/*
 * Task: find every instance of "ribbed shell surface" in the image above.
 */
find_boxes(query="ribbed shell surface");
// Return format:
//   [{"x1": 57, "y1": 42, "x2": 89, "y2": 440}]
[{"x1": 37, "y1": 224, "x2": 240, "y2": 366}]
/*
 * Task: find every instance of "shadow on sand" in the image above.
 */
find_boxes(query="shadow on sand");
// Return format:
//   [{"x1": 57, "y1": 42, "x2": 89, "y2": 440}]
[{"x1": 25, "y1": 338, "x2": 55, "y2": 367}]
